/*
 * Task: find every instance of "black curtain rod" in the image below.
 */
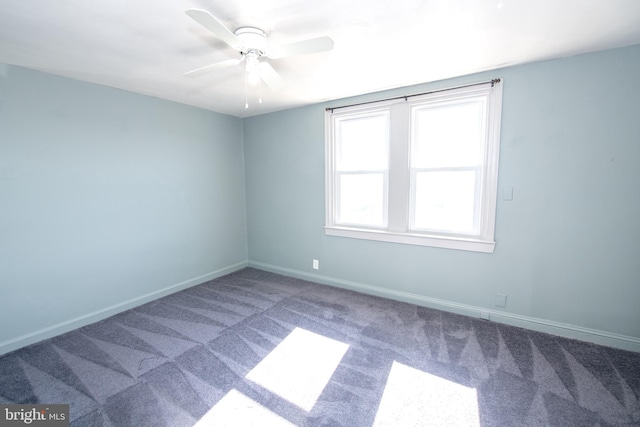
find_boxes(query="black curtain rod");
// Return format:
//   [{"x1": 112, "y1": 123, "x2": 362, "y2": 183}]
[{"x1": 326, "y1": 78, "x2": 501, "y2": 113}]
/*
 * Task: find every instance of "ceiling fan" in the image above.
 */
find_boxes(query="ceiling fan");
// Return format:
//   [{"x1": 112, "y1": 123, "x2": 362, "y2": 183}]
[{"x1": 184, "y1": 9, "x2": 334, "y2": 91}]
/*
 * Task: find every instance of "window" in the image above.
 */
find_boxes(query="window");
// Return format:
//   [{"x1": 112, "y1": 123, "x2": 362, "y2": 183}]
[{"x1": 325, "y1": 80, "x2": 503, "y2": 253}]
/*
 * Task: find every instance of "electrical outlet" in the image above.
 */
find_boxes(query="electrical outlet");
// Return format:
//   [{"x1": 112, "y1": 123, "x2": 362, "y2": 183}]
[
  {"x1": 312, "y1": 259, "x2": 319, "y2": 270},
  {"x1": 495, "y1": 293, "x2": 507, "y2": 308}
]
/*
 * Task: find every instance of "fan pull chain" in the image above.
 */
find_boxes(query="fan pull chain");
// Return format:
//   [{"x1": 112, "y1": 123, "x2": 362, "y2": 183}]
[{"x1": 245, "y1": 71, "x2": 249, "y2": 110}]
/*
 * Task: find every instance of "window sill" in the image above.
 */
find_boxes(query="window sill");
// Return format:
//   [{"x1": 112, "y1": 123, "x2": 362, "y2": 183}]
[{"x1": 324, "y1": 226, "x2": 495, "y2": 254}]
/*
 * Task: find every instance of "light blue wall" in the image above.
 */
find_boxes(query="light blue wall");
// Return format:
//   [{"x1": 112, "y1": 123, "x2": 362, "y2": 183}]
[
  {"x1": 2, "y1": 44, "x2": 639, "y2": 354},
  {"x1": 0, "y1": 65, "x2": 247, "y2": 353},
  {"x1": 244, "y1": 45, "x2": 640, "y2": 349}
]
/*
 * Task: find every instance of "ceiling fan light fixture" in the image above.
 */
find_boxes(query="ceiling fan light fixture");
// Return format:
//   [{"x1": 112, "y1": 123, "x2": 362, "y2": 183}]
[
  {"x1": 185, "y1": 8, "x2": 335, "y2": 102},
  {"x1": 235, "y1": 27, "x2": 268, "y2": 55}
]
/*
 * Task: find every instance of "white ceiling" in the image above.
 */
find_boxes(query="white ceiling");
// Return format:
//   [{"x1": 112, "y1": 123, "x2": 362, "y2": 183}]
[{"x1": 1, "y1": 0, "x2": 640, "y2": 118}]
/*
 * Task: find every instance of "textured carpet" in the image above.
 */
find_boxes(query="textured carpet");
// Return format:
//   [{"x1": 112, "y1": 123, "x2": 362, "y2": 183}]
[{"x1": 0, "y1": 268, "x2": 639, "y2": 426}]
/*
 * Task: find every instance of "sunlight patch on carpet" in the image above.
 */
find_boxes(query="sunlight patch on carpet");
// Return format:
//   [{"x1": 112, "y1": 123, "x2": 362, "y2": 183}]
[
  {"x1": 373, "y1": 361, "x2": 480, "y2": 426},
  {"x1": 194, "y1": 389, "x2": 296, "y2": 427},
  {"x1": 246, "y1": 327, "x2": 349, "y2": 411}
]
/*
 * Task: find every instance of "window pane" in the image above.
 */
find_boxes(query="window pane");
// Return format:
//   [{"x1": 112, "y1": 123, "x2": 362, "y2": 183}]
[
  {"x1": 413, "y1": 171, "x2": 477, "y2": 233},
  {"x1": 337, "y1": 114, "x2": 388, "y2": 171},
  {"x1": 412, "y1": 101, "x2": 484, "y2": 168},
  {"x1": 338, "y1": 173, "x2": 385, "y2": 226}
]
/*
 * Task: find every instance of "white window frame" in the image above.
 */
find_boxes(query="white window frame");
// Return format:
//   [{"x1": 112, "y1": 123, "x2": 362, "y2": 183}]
[{"x1": 325, "y1": 80, "x2": 503, "y2": 254}]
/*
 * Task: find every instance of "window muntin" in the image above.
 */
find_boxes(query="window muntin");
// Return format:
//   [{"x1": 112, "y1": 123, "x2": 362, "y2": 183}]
[{"x1": 325, "y1": 81, "x2": 502, "y2": 253}]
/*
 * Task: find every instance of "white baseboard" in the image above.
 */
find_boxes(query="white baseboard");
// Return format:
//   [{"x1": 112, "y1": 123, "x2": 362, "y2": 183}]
[
  {"x1": 0, "y1": 261, "x2": 248, "y2": 356},
  {"x1": 249, "y1": 261, "x2": 640, "y2": 353}
]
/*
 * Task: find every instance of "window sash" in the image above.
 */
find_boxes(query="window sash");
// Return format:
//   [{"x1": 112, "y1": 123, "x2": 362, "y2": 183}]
[
  {"x1": 408, "y1": 166, "x2": 482, "y2": 235},
  {"x1": 335, "y1": 170, "x2": 389, "y2": 228},
  {"x1": 410, "y1": 97, "x2": 488, "y2": 169}
]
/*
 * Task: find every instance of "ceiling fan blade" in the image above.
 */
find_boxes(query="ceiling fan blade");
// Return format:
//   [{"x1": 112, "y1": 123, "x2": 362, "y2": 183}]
[
  {"x1": 268, "y1": 36, "x2": 334, "y2": 59},
  {"x1": 184, "y1": 57, "x2": 244, "y2": 77},
  {"x1": 259, "y1": 62, "x2": 285, "y2": 91},
  {"x1": 186, "y1": 9, "x2": 242, "y2": 51}
]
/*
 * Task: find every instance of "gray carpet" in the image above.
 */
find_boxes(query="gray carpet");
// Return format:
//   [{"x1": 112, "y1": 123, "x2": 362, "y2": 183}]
[{"x1": 1, "y1": 268, "x2": 639, "y2": 426}]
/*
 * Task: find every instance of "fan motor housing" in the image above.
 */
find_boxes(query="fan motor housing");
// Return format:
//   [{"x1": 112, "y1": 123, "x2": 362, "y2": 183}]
[{"x1": 235, "y1": 27, "x2": 268, "y2": 56}]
